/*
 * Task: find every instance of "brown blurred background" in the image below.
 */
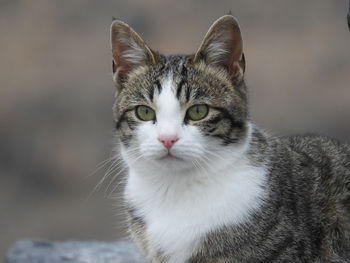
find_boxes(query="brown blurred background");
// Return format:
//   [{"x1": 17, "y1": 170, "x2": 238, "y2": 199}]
[{"x1": 1, "y1": 0, "x2": 350, "y2": 258}]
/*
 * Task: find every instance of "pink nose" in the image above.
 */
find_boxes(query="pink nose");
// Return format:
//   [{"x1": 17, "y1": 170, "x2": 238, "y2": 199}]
[{"x1": 158, "y1": 136, "x2": 179, "y2": 149}]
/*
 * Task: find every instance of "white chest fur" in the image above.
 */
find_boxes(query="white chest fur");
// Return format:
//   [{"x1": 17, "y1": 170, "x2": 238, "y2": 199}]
[{"x1": 125, "y1": 157, "x2": 267, "y2": 263}]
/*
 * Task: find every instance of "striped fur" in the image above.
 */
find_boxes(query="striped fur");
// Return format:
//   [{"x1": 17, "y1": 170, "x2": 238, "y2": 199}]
[
  {"x1": 113, "y1": 55, "x2": 248, "y2": 148},
  {"x1": 110, "y1": 16, "x2": 350, "y2": 263}
]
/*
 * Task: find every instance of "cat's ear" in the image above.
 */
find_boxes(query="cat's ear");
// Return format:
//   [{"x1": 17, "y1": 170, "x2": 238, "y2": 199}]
[
  {"x1": 110, "y1": 20, "x2": 157, "y2": 84},
  {"x1": 193, "y1": 15, "x2": 245, "y2": 79}
]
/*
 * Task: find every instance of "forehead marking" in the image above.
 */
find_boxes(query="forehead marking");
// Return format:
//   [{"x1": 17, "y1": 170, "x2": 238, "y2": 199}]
[
  {"x1": 176, "y1": 79, "x2": 185, "y2": 99},
  {"x1": 156, "y1": 74, "x2": 181, "y2": 122},
  {"x1": 155, "y1": 80, "x2": 162, "y2": 94}
]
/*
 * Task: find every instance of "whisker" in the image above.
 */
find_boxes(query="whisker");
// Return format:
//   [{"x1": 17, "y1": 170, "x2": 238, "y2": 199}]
[
  {"x1": 202, "y1": 148, "x2": 229, "y2": 162},
  {"x1": 107, "y1": 175, "x2": 128, "y2": 198},
  {"x1": 87, "y1": 157, "x2": 114, "y2": 177},
  {"x1": 104, "y1": 165, "x2": 127, "y2": 196},
  {"x1": 87, "y1": 156, "x2": 124, "y2": 199}
]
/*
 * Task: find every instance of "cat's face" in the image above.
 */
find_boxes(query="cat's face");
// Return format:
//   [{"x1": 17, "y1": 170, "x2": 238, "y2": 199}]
[{"x1": 111, "y1": 16, "x2": 248, "y2": 173}]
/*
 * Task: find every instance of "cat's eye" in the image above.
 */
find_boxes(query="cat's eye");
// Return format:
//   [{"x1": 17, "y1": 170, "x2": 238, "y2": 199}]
[
  {"x1": 186, "y1": 104, "x2": 209, "y2": 121},
  {"x1": 135, "y1": 105, "x2": 156, "y2": 121}
]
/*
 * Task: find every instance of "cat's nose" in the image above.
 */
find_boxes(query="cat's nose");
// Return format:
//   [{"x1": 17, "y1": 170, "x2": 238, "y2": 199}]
[{"x1": 158, "y1": 135, "x2": 179, "y2": 149}]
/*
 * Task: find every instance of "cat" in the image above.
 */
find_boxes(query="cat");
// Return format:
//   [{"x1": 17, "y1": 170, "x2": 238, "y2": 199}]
[{"x1": 110, "y1": 15, "x2": 350, "y2": 263}]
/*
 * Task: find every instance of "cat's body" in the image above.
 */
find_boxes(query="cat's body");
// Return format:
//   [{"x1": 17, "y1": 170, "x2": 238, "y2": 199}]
[
  {"x1": 110, "y1": 16, "x2": 350, "y2": 262},
  {"x1": 192, "y1": 133, "x2": 350, "y2": 263}
]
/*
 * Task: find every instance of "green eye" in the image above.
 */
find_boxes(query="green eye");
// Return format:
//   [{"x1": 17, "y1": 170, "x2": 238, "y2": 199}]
[
  {"x1": 186, "y1": 104, "x2": 209, "y2": 121},
  {"x1": 136, "y1": 105, "x2": 156, "y2": 121}
]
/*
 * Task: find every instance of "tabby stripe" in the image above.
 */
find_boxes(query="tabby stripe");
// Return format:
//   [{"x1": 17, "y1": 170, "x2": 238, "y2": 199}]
[
  {"x1": 135, "y1": 89, "x2": 148, "y2": 102},
  {"x1": 212, "y1": 134, "x2": 238, "y2": 144},
  {"x1": 193, "y1": 88, "x2": 206, "y2": 100},
  {"x1": 296, "y1": 240, "x2": 307, "y2": 259},
  {"x1": 127, "y1": 120, "x2": 137, "y2": 131},
  {"x1": 180, "y1": 63, "x2": 187, "y2": 77},
  {"x1": 256, "y1": 214, "x2": 283, "y2": 245},
  {"x1": 128, "y1": 207, "x2": 144, "y2": 223},
  {"x1": 115, "y1": 109, "x2": 134, "y2": 130},
  {"x1": 185, "y1": 84, "x2": 191, "y2": 102},
  {"x1": 204, "y1": 107, "x2": 244, "y2": 145},
  {"x1": 207, "y1": 127, "x2": 217, "y2": 133},
  {"x1": 233, "y1": 78, "x2": 247, "y2": 100},
  {"x1": 178, "y1": 63, "x2": 188, "y2": 100},
  {"x1": 212, "y1": 106, "x2": 244, "y2": 129},
  {"x1": 207, "y1": 115, "x2": 222, "y2": 125},
  {"x1": 260, "y1": 236, "x2": 293, "y2": 263},
  {"x1": 155, "y1": 80, "x2": 162, "y2": 93},
  {"x1": 115, "y1": 113, "x2": 126, "y2": 130},
  {"x1": 120, "y1": 135, "x2": 132, "y2": 147},
  {"x1": 176, "y1": 80, "x2": 185, "y2": 99},
  {"x1": 149, "y1": 84, "x2": 154, "y2": 102}
]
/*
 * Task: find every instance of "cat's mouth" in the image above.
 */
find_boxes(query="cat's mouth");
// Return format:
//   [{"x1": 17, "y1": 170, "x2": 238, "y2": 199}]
[{"x1": 158, "y1": 152, "x2": 183, "y2": 161}]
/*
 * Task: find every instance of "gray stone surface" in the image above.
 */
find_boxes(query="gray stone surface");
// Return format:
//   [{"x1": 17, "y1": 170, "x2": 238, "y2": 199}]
[{"x1": 6, "y1": 239, "x2": 144, "y2": 263}]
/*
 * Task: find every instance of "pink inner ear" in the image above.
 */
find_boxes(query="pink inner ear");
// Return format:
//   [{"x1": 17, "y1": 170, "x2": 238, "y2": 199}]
[
  {"x1": 228, "y1": 35, "x2": 243, "y2": 75},
  {"x1": 111, "y1": 21, "x2": 157, "y2": 80},
  {"x1": 194, "y1": 16, "x2": 245, "y2": 78},
  {"x1": 212, "y1": 21, "x2": 243, "y2": 77},
  {"x1": 111, "y1": 28, "x2": 134, "y2": 78}
]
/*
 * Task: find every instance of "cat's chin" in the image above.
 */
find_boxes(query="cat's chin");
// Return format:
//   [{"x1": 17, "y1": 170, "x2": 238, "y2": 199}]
[{"x1": 155, "y1": 154, "x2": 187, "y2": 168}]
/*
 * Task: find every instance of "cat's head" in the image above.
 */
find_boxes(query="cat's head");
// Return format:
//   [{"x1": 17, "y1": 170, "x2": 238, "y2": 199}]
[{"x1": 110, "y1": 16, "x2": 249, "y2": 173}]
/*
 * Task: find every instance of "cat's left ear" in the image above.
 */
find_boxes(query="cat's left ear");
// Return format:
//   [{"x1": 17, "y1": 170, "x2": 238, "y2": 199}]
[
  {"x1": 110, "y1": 20, "x2": 157, "y2": 84},
  {"x1": 193, "y1": 15, "x2": 245, "y2": 79}
]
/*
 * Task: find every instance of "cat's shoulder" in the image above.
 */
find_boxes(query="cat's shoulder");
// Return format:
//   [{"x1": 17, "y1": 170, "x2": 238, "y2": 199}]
[
  {"x1": 276, "y1": 133, "x2": 350, "y2": 167},
  {"x1": 280, "y1": 133, "x2": 350, "y2": 153}
]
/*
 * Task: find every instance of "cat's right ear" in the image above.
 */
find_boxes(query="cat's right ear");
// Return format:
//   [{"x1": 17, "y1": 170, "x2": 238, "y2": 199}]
[{"x1": 110, "y1": 20, "x2": 157, "y2": 85}]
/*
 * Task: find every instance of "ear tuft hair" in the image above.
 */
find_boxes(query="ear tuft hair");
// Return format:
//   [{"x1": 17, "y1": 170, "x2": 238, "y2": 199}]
[
  {"x1": 110, "y1": 20, "x2": 157, "y2": 83},
  {"x1": 194, "y1": 15, "x2": 245, "y2": 79}
]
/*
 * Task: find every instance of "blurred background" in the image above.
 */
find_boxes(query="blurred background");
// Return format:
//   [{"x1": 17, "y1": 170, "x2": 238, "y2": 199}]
[{"x1": 1, "y1": 0, "x2": 350, "y2": 258}]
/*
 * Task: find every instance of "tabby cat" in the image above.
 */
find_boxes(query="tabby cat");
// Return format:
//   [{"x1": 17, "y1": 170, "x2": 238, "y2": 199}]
[{"x1": 110, "y1": 15, "x2": 350, "y2": 263}]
